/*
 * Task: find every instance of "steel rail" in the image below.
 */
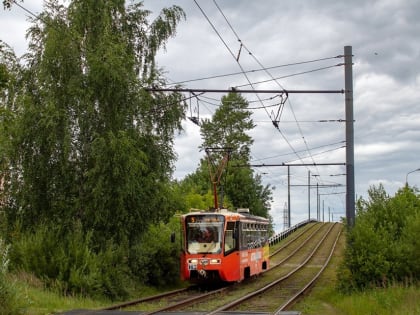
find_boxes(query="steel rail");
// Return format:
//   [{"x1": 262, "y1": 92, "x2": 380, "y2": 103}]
[
  {"x1": 140, "y1": 286, "x2": 229, "y2": 315},
  {"x1": 206, "y1": 223, "x2": 338, "y2": 315},
  {"x1": 120, "y1": 223, "x2": 323, "y2": 314},
  {"x1": 94, "y1": 223, "x2": 328, "y2": 314},
  {"x1": 144, "y1": 223, "x2": 323, "y2": 313},
  {"x1": 266, "y1": 223, "x2": 325, "y2": 272},
  {"x1": 269, "y1": 222, "x2": 321, "y2": 258},
  {"x1": 100, "y1": 287, "x2": 191, "y2": 311},
  {"x1": 274, "y1": 225, "x2": 342, "y2": 313}
]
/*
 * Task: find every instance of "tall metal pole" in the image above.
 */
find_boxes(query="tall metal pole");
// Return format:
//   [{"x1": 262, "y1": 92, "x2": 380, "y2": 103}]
[
  {"x1": 308, "y1": 170, "x2": 311, "y2": 220},
  {"x1": 287, "y1": 165, "x2": 291, "y2": 228},
  {"x1": 316, "y1": 183, "x2": 319, "y2": 221},
  {"x1": 345, "y1": 46, "x2": 355, "y2": 227}
]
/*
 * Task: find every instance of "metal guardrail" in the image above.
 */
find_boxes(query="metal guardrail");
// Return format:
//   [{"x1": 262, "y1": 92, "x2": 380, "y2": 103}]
[{"x1": 268, "y1": 219, "x2": 318, "y2": 246}]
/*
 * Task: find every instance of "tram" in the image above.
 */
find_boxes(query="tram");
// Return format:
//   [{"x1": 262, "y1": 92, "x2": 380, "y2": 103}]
[{"x1": 180, "y1": 208, "x2": 269, "y2": 282}]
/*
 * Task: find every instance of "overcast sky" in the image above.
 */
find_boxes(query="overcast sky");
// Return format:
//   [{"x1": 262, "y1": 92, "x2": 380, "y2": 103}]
[{"x1": 1, "y1": 0, "x2": 420, "y2": 232}]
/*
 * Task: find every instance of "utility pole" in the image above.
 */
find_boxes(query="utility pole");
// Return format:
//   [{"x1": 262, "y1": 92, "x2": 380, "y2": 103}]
[
  {"x1": 316, "y1": 183, "x2": 319, "y2": 221},
  {"x1": 145, "y1": 49, "x2": 352, "y2": 223},
  {"x1": 345, "y1": 46, "x2": 355, "y2": 227},
  {"x1": 283, "y1": 202, "x2": 289, "y2": 230},
  {"x1": 287, "y1": 165, "x2": 291, "y2": 228},
  {"x1": 308, "y1": 170, "x2": 311, "y2": 220}
]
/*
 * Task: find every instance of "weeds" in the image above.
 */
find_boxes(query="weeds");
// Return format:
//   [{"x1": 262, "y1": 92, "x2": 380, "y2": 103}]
[{"x1": 0, "y1": 238, "x2": 26, "y2": 315}]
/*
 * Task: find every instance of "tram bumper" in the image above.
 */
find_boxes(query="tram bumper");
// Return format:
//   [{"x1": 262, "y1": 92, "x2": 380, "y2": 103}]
[{"x1": 187, "y1": 258, "x2": 222, "y2": 281}]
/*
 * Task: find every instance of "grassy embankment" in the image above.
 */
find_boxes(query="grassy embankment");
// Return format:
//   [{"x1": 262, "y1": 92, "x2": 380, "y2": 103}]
[
  {"x1": 293, "y1": 229, "x2": 420, "y2": 315},
  {"x1": 6, "y1": 271, "x2": 170, "y2": 314}
]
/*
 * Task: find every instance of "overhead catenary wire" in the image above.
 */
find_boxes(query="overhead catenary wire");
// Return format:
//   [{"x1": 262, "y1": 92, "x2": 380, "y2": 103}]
[
  {"x1": 212, "y1": 0, "x2": 334, "y2": 183},
  {"x1": 211, "y1": 1, "x2": 303, "y2": 153},
  {"x1": 253, "y1": 119, "x2": 346, "y2": 123},
  {"x1": 234, "y1": 64, "x2": 344, "y2": 89},
  {"x1": 195, "y1": 0, "x2": 303, "y2": 191},
  {"x1": 250, "y1": 140, "x2": 345, "y2": 183},
  {"x1": 193, "y1": 0, "x2": 272, "y2": 119},
  {"x1": 250, "y1": 140, "x2": 346, "y2": 162},
  {"x1": 212, "y1": 2, "x2": 347, "y2": 192},
  {"x1": 165, "y1": 55, "x2": 343, "y2": 86},
  {"x1": 10, "y1": 1, "x2": 347, "y2": 212},
  {"x1": 284, "y1": 145, "x2": 346, "y2": 165}
]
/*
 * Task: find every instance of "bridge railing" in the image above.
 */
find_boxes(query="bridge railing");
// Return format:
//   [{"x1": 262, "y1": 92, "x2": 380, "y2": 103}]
[{"x1": 268, "y1": 218, "x2": 317, "y2": 246}]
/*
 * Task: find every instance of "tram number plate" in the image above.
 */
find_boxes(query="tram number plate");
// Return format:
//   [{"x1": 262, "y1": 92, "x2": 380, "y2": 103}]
[{"x1": 188, "y1": 264, "x2": 197, "y2": 270}]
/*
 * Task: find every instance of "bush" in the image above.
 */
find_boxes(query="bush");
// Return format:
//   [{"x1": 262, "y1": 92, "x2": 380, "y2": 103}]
[
  {"x1": 8, "y1": 217, "x2": 183, "y2": 300},
  {"x1": 338, "y1": 185, "x2": 420, "y2": 292},
  {"x1": 401, "y1": 211, "x2": 420, "y2": 277},
  {"x1": 10, "y1": 222, "x2": 131, "y2": 300},
  {"x1": 0, "y1": 238, "x2": 24, "y2": 315},
  {"x1": 129, "y1": 217, "x2": 181, "y2": 287}
]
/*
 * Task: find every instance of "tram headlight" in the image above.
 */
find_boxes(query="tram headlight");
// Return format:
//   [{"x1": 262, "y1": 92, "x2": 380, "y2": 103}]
[
  {"x1": 188, "y1": 259, "x2": 198, "y2": 264},
  {"x1": 210, "y1": 259, "x2": 221, "y2": 264}
]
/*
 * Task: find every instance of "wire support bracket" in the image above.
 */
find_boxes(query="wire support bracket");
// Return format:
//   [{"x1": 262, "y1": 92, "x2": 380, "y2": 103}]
[{"x1": 145, "y1": 87, "x2": 345, "y2": 94}]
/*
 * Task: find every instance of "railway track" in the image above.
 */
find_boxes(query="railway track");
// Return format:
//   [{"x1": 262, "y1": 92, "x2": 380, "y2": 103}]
[
  {"x1": 270, "y1": 222, "x2": 320, "y2": 258},
  {"x1": 63, "y1": 222, "x2": 341, "y2": 314},
  {"x1": 119, "y1": 285, "x2": 230, "y2": 314},
  {"x1": 208, "y1": 222, "x2": 342, "y2": 314}
]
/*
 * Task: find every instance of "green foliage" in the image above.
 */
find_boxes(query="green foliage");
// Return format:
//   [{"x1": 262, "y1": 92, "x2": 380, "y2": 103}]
[
  {"x1": 174, "y1": 163, "x2": 233, "y2": 211},
  {"x1": 0, "y1": 238, "x2": 25, "y2": 315},
  {"x1": 8, "y1": 218, "x2": 184, "y2": 300},
  {"x1": 200, "y1": 92, "x2": 255, "y2": 160},
  {"x1": 400, "y1": 211, "x2": 420, "y2": 277},
  {"x1": 189, "y1": 92, "x2": 273, "y2": 218},
  {"x1": 184, "y1": 189, "x2": 219, "y2": 210},
  {"x1": 82, "y1": 131, "x2": 149, "y2": 246},
  {"x1": 338, "y1": 184, "x2": 420, "y2": 292},
  {"x1": 0, "y1": 0, "x2": 187, "y2": 299},
  {"x1": 299, "y1": 282, "x2": 420, "y2": 315},
  {"x1": 10, "y1": 223, "x2": 131, "y2": 300},
  {"x1": 0, "y1": 41, "x2": 20, "y2": 212},
  {"x1": 129, "y1": 217, "x2": 182, "y2": 287}
]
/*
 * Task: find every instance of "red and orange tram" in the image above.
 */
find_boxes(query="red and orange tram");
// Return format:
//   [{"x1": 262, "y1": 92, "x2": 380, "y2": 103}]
[{"x1": 180, "y1": 208, "x2": 269, "y2": 282}]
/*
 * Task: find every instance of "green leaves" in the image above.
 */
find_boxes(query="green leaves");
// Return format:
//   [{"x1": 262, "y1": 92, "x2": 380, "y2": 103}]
[
  {"x1": 2, "y1": 0, "x2": 186, "y2": 233},
  {"x1": 1, "y1": 0, "x2": 187, "y2": 299},
  {"x1": 178, "y1": 92, "x2": 273, "y2": 219},
  {"x1": 200, "y1": 92, "x2": 254, "y2": 159},
  {"x1": 129, "y1": 217, "x2": 181, "y2": 287},
  {"x1": 339, "y1": 185, "x2": 420, "y2": 291}
]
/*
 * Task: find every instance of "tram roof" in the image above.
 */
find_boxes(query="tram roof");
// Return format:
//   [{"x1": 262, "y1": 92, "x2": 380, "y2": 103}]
[{"x1": 182, "y1": 208, "x2": 269, "y2": 224}]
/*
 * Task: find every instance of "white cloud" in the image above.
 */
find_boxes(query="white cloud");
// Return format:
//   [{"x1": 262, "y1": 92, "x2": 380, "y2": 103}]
[{"x1": 356, "y1": 141, "x2": 410, "y2": 161}]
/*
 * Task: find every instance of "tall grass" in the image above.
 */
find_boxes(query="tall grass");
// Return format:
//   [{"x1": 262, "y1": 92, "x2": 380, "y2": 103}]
[
  {"x1": 293, "y1": 230, "x2": 420, "y2": 314},
  {"x1": 0, "y1": 238, "x2": 25, "y2": 315},
  {"x1": 10, "y1": 222, "x2": 132, "y2": 300},
  {"x1": 300, "y1": 284, "x2": 420, "y2": 315},
  {"x1": 340, "y1": 285, "x2": 420, "y2": 315},
  {"x1": 10, "y1": 271, "x2": 107, "y2": 315}
]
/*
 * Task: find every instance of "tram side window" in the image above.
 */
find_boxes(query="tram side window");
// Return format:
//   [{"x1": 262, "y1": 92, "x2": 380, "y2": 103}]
[
  {"x1": 224, "y1": 222, "x2": 237, "y2": 255},
  {"x1": 239, "y1": 222, "x2": 269, "y2": 249},
  {"x1": 261, "y1": 225, "x2": 268, "y2": 243},
  {"x1": 239, "y1": 222, "x2": 247, "y2": 250}
]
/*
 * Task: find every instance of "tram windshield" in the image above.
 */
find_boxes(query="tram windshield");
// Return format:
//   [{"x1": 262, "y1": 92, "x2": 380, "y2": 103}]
[{"x1": 185, "y1": 215, "x2": 224, "y2": 254}]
